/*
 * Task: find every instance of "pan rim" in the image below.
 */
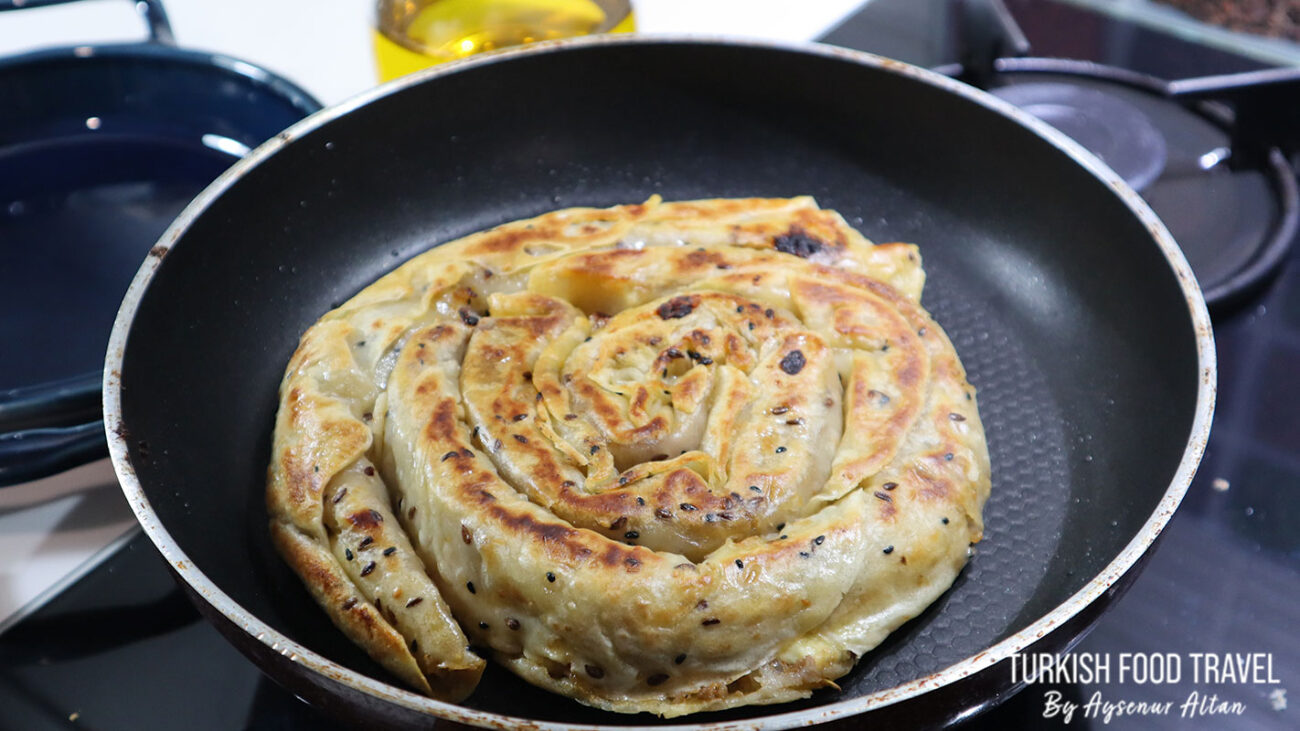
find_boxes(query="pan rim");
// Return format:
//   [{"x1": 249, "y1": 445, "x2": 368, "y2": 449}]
[{"x1": 104, "y1": 33, "x2": 1216, "y2": 731}]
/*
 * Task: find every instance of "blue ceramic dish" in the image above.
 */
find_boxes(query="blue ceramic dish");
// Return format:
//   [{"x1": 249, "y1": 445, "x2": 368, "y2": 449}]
[{"x1": 0, "y1": 0, "x2": 321, "y2": 485}]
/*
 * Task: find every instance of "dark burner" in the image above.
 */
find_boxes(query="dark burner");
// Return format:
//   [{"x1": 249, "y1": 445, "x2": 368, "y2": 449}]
[
  {"x1": 988, "y1": 63, "x2": 1297, "y2": 309},
  {"x1": 991, "y1": 82, "x2": 1168, "y2": 191}
]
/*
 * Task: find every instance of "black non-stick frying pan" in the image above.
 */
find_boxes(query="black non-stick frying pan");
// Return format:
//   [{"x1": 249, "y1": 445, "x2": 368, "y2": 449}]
[{"x1": 104, "y1": 37, "x2": 1214, "y2": 729}]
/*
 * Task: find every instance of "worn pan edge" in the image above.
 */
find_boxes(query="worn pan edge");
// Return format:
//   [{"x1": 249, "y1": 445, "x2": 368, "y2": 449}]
[{"x1": 103, "y1": 33, "x2": 1216, "y2": 731}]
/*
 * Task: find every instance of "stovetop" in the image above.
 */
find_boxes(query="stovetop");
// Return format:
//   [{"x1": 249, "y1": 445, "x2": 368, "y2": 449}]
[{"x1": 2, "y1": 1, "x2": 1297, "y2": 729}]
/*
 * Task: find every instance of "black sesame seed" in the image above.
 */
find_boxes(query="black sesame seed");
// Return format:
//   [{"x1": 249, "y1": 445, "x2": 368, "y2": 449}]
[
  {"x1": 765, "y1": 308, "x2": 775, "y2": 319},
  {"x1": 736, "y1": 306, "x2": 745, "y2": 313},
  {"x1": 780, "y1": 535, "x2": 789, "y2": 540},
  {"x1": 776, "y1": 522, "x2": 786, "y2": 531},
  {"x1": 698, "y1": 356, "x2": 714, "y2": 365},
  {"x1": 883, "y1": 482, "x2": 898, "y2": 490},
  {"x1": 506, "y1": 618, "x2": 521, "y2": 631},
  {"x1": 514, "y1": 434, "x2": 529, "y2": 444},
  {"x1": 466, "y1": 581, "x2": 476, "y2": 594},
  {"x1": 345, "y1": 548, "x2": 353, "y2": 561},
  {"x1": 479, "y1": 621, "x2": 490, "y2": 630},
  {"x1": 945, "y1": 452, "x2": 954, "y2": 461},
  {"x1": 883, "y1": 545, "x2": 894, "y2": 554},
  {"x1": 361, "y1": 561, "x2": 376, "y2": 576},
  {"x1": 369, "y1": 509, "x2": 383, "y2": 524},
  {"x1": 618, "y1": 476, "x2": 628, "y2": 485},
  {"x1": 332, "y1": 488, "x2": 347, "y2": 504},
  {"x1": 776, "y1": 446, "x2": 787, "y2": 453},
  {"x1": 749, "y1": 485, "x2": 761, "y2": 492},
  {"x1": 942, "y1": 517, "x2": 950, "y2": 525},
  {"x1": 675, "y1": 654, "x2": 687, "y2": 665},
  {"x1": 636, "y1": 496, "x2": 645, "y2": 506},
  {"x1": 514, "y1": 413, "x2": 529, "y2": 421},
  {"x1": 799, "y1": 551, "x2": 811, "y2": 558},
  {"x1": 359, "y1": 536, "x2": 374, "y2": 548},
  {"x1": 814, "y1": 535, "x2": 825, "y2": 545},
  {"x1": 383, "y1": 546, "x2": 397, "y2": 556},
  {"x1": 655, "y1": 507, "x2": 672, "y2": 519},
  {"x1": 874, "y1": 491, "x2": 893, "y2": 503},
  {"x1": 590, "y1": 445, "x2": 600, "y2": 455},
  {"x1": 949, "y1": 412, "x2": 966, "y2": 422},
  {"x1": 406, "y1": 597, "x2": 423, "y2": 607},
  {"x1": 458, "y1": 308, "x2": 479, "y2": 326},
  {"x1": 680, "y1": 503, "x2": 697, "y2": 511},
  {"x1": 748, "y1": 322, "x2": 755, "y2": 330},
  {"x1": 657, "y1": 296, "x2": 695, "y2": 320},
  {"x1": 546, "y1": 572, "x2": 556, "y2": 582},
  {"x1": 625, "y1": 531, "x2": 640, "y2": 540},
  {"x1": 772, "y1": 404, "x2": 789, "y2": 415},
  {"x1": 735, "y1": 559, "x2": 744, "y2": 570}
]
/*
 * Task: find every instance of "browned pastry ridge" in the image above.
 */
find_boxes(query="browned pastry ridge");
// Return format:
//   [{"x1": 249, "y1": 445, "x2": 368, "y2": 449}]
[{"x1": 267, "y1": 197, "x2": 991, "y2": 716}]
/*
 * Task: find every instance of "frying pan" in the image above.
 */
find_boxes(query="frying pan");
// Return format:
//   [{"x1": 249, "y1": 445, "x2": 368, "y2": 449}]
[
  {"x1": 104, "y1": 37, "x2": 1215, "y2": 729},
  {"x1": 0, "y1": 0, "x2": 320, "y2": 486}
]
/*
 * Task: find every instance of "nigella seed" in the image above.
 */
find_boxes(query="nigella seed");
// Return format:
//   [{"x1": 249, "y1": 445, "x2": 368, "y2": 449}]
[
  {"x1": 814, "y1": 535, "x2": 825, "y2": 545},
  {"x1": 696, "y1": 599, "x2": 709, "y2": 609},
  {"x1": 342, "y1": 597, "x2": 357, "y2": 610},
  {"x1": 675, "y1": 654, "x2": 687, "y2": 665},
  {"x1": 361, "y1": 561, "x2": 376, "y2": 576},
  {"x1": 364, "y1": 466, "x2": 375, "y2": 476},
  {"x1": 590, "y1": 445, "x2": 600, "y2": 455},
  {"x1": 332, "y1": 488, "x2": 347, "y2": 504},
  {"x1": 383, "y1": 546, "x2": 397, "y2": 556},
  {"x1": 918, "y1": 327, "x2": 927, "y2": 336},
  {"x1": 942, "y1": 517, "x2": 950, "y2": 524},
  {"x1": 462, "y1": 525, "x2": 472, "y2": 544},
  {"x1": 702, "y1": 618, "x2": 721, "y2": 626},
  {"x1": 883, "y1": 545, "x2": 895, "y2": 554},
  {"x1": 704, "y1": 513, "x2": 717, "y2": 523},
  {"x1": 479, "y1": 621, "x2": 490, "y2": 630},
  {"x1": 506, "y1": 618, "x2": 521, "y2": 631},
  {"x1": 586, "y1": 664, "x2": 605, "y2": 679},
  {"x1": 370, "y1": 509, "x2": 383, "y2": 523},
  {"x1": 949, "y1": 412, "x2": 966, "y2": 422},
  {"x1": 514, "y1": 413, "x2": 528, "y2": 421},
  {"x1": 546, "y1": 572, "x2": 556, "y2": 583},
  {"x1": 736, "y1": 306, "x2": 745, "y2": 313},
  {"x1": 655, "y1": 507, "x2": 673, "y2": 519},
  {"x1": 345, "y1": 548, "x2": 353, "y2": 561},
  {"x1": 514, "y1": 434, "x2": 528, "y2": 444},
  {"x1": 748, "y1": 322, "x2": 755, "y2": 330},
  {"x1": 458, "y1": 308, "x2": 479, "y2": 326},
  {"x1": 561, "y1": 480, "x2": 576, "y2": 488},
  {"x1": 362, "y1": 412, "x2": 373, "y2": 421},
  {"x1": 441, "y1": 451, "x2": 458, "y2": 462},
  {"x1": 734, "y1": 559, "x2": 744, "y2": 570},
  {"x1": 625, "y1": 531, "x2": 640, "y2": 540},
  {"x1": 874, "y1": 491, "x2": 893, "y2": 503},
  {"x1": 799, "y1": 551, "x2": 811, "y2": 558},
  {"x1": 466, "y1": 581, "x2": 476, "y2": 594},
  {"x1": 776, "y1": 446, "x2": 787, "y2": 453},
  {"x1": 618, "y1": 476, "x2": 628, "y2": 485},
  {"x1": 771, "y1": 405, "x2": 789, "y2": 415},
  {"x1": 680, "y1": 503, "x2": 697, "y2": 511},
  {"x1": 359, "y1": 536, "x2": 374, "y2": 548},
  {"x1": 749, "y1": 485, "x2": 761, "y2": 492},
  {"x1": 647, "y1": 674, "x2": 669, "y2": 686},
  {"x1": 765, "y1": 308, "x2": 774, "y2": 319},
  {"x1": 406, "y1": 597, "x2": 423, "y2": 607},
  {"x1": 945, "y1": 452, "x2": 954, "y2": 461},
  {"x1": 776, "y1": 523, "x2": 786, "y2": 531},
  {"x1": 635, "y1": 496, "x2": 645, "y2": 506},
  {"x1": 883, "y1": 482, "x2": 898, "y2": 491}
]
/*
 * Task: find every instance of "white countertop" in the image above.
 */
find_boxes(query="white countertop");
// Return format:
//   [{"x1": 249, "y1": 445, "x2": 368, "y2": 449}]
[{"x1": 0, "y1": 0, "x2": 867, "y2": 631}]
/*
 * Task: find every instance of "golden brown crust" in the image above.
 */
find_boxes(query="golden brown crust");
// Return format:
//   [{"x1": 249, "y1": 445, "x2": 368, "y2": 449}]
[{"x1": 267, "y1": 196, "x2": 989, "y2": 716}]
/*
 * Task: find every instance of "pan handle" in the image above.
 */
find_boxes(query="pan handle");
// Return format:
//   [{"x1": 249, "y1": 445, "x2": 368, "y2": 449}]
[
  {"x1": 0, "y1": 420, "x2": 108, "y2": 488},
  {"x1": 0, "y1": 0, "x2": 175, "y2": 45}
]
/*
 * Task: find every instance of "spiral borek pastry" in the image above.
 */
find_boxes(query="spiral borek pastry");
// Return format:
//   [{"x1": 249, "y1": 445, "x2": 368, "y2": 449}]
[{"x1": 268, "y1": 197, "x2": 990, "y2": 716}]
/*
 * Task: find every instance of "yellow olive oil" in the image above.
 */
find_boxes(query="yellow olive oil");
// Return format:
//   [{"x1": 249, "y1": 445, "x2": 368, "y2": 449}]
[{"x1": 374, "y1": 0, "x2": 635, "y2": 81}]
